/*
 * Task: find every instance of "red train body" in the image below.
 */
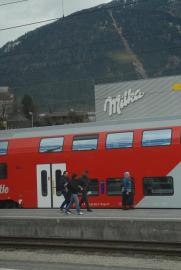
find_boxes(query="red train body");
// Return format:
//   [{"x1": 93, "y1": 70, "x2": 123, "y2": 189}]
[{"x1": 0, "y1": 117, "x2": 181, "y2": 208}]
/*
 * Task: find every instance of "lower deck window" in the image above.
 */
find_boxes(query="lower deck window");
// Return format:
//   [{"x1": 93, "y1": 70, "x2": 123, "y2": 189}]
[
  {"x1": 0, "y1": 163, "x2": 7, "y2": 179},
  {"x1": 88, "y1": 179, "x2": 99, "y2": 196},
  {"x1": 107, "y1": 178, "x2": 123, "y2": 195},
  {"x1": 143, "y1": 176, "x2": 174, "y2": 196}
]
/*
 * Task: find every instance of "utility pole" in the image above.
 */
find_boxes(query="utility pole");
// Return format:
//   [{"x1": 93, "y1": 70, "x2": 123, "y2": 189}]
[
  {"x1": 29, "y1": 111, "x2": 34, "y2": 128},
  {"x1": 62, "y1": 0, "x2": 64, "y2": 18}
]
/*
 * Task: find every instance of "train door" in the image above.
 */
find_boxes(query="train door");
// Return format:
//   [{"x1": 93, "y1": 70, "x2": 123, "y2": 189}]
[{"x1": 36, "y1": 163, "x2": 66, "y2": 208}]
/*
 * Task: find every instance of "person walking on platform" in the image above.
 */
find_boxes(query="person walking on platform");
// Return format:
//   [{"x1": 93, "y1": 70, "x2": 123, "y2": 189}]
[
  {"x1": 65, "y1": 173, "x2": 83, "y2": 215},
  {"x1": 60, "y1": 171, "x2": 70, "y2": 211},
  {"x1": 121, "y1": 171, "x2": 131, "y2": 210},
  {"x1": 79, "y1": 170, "x2": 92, "y2": 212}
]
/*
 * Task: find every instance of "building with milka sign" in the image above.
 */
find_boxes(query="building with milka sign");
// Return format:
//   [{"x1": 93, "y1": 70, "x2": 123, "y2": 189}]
[{"x1": 95, "y1": 75, "x2": 181, "y2": 121}]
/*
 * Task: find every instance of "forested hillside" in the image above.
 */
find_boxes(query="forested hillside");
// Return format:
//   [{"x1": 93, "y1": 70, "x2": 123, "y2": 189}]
[{"x1": 0, "y1": 0, "x2": 180, "y2": 111}]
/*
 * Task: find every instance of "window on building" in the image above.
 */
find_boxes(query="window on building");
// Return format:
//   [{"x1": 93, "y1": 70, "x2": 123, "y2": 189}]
[
  {"x1": 142, "y1": 129, "x2": 172, "y2": 147},
  {"x1": 39, "y1": 137, "x2": 64, "y2": 153},
  {"x1": 88, "y1": 179, "x2": 99, "y2": 196},
  {"x1": 0, "y1": 141, "x2": 8, "y2": 155},
  {"x1": 72, "y1": 135, "x2": 98, "y2": 151},
  {"x1": 106, "y1": 132, "x2": 133, "y2": 149},
  {"x1": 107, "y1": 178, "x2": 123, "y2": 195},
  {"x1": 41, "y1": 170, "x2": 48, "y2": 196},
  {"x1": 143, "y1": 176, "x2": 174, "y2": 196},
  {"x1": 0, "y1": 163, "x2": 7, "y2": 179}
]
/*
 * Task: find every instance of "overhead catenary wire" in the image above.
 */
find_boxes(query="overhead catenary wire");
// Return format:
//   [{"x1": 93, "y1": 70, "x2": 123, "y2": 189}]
[
  {"x1": 0, "y1": 0, "x2": 176, "y2": 33},
  {"x1": 0, "y1": 0, "x2": 28, "y2": 7}
]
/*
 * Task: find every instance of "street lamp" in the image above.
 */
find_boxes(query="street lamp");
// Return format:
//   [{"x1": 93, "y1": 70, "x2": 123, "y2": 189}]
[{"x1": 29, "y1": 112, "x2": 34, "y2": 128}]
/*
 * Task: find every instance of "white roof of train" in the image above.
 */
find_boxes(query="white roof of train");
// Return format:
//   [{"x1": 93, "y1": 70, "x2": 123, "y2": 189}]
[{"x1": 0, "y1": 116, "x2": 181, "y2": 140}]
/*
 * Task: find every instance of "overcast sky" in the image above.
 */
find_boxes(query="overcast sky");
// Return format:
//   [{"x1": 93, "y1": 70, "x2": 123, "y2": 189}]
[{"x1": 0, "y1": 0, "x2": 112, "y2": 48}]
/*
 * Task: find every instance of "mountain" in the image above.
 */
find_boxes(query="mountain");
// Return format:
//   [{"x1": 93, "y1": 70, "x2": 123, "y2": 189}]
[{"x1": 0, "y1": 0, "x2": 180, "y2": 112}]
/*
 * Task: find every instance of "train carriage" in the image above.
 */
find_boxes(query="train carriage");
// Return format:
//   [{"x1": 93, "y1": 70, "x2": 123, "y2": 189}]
[{"x1": 0, "y1": 117, "x2": 181, "y2": 209}]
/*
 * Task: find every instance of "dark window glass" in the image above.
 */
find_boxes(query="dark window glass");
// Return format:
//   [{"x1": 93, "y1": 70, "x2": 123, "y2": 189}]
[
  {"x1": 0, "y1": 141, "x2": 8, "y2": 155},
  {"x1": 56, "y1": 170, "x2": 62, "y2": 196},
  {"x1": 106, "y1": 132, "x2": 133, "y2": 149},
  {"x1": 107, "y1": 178, "x2": 123, "y2": 195},
  {"x1": 143, "y1": 176, "x2": 174, "y2": 196},
  {"x1": 41, "y1": 170, "x2": 48, "y2": 196},
  {"x1": 0, "y1": 163, "x2": 7, "y2": 179},
  {"x1": 72, "y1": 135, "x2": 98, "y2": 151},
  {"x1": 88, "y1": 179, "x2": 99, "y2": 196},
  {"x1": 39, "y1": 137, "x2": 64, "y2": 153},
  {"x1": 142, "y1": 129, "x2": 172, "y2": 147}
]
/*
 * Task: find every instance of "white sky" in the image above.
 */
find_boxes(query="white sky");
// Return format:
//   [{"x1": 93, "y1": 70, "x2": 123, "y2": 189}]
[{"x1": 0, "y1": 0, "x2": 112, "y2": 48}]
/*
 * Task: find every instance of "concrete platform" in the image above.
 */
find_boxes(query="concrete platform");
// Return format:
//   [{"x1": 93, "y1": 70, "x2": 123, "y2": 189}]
[{"x1": 0, "y1": 209, "x2": 181, "y2": 244}]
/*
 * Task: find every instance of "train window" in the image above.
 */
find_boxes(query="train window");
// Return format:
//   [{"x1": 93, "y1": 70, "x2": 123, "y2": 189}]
[
  {"x1": 41, "y1": 170, "x2": 48, "y2": 196},
  {"x1": 106, "y1": 132, "x2": 133, "y2": 149},
  {"x1": 88, "y1": 179, "x2": 99, "y2": 196},
  {"x1": 0, "y1": 163, "x2": 7, "y2": 179},
  {"x1": 39, "y1": 137, "x2": 64, "y2": 153},
  {"x1": 0, "y1": 141, "x2": 8, "y2": 155},
  {"x1": 107, "y1": 178, "x2": 123, "y2": 195},
  {"x1": 142, "y1": 129, "x2": 172, "y2": 147},
  {"x1": 72, "y1": 135, "x2": 98, "y2": 151},
  {"x1": 55, "y1": 170, "x2": 62, "y2": 196},
  {"x1": 143, "y1": 176, "x2": 174, "y2": 196}
]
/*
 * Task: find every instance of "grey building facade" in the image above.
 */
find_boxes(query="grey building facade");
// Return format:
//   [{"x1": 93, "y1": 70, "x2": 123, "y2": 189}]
[{"x1": 95, "y1": 75, "x2": 181, "y2": 122}]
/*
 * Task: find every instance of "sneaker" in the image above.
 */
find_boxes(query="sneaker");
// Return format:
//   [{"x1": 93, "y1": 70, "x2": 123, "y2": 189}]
[
  {"x1": 64, "y1": 210, "x2": 71, "y2": 215},
  {"x1": 87, "y1": 209, "x2": 93, "y2": 212},
  {"x1": 77, "y1": 211, "x2": 84, "y2": 215}
]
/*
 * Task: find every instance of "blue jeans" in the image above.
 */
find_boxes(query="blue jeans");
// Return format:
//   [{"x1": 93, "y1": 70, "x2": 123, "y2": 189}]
[
  {"x1": 65, "y1": 194, "x2": 80, "y2": 214},
  {"x1": 60, "y1": 190, "x2": 70, "y2": 209}
]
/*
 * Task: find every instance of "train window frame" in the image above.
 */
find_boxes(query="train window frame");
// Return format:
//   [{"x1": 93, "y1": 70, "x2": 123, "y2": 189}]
[
  {"x1": 0, "y1": 163, "x2": 8, "y2": 180},
  {"x1": 87, "y1": 179, "x2": 99, "y2": 196},
  {"x1": 41, "y1": 170, "x2": 48, "y2": 196},
  {"x1": 0, "y1": 141, "x2": 8, "y2": 155},
  {"x1": 106, "y1": 178, "x2": 123, "y2": 196},
  {"x1": 106, "y1": 131, "x2": 134, "y2": 149},
  {"x1": 39, "y1": 137, "x2": 64, "y2": 153},
  {"x1": 142, "y1": 129, "x2": 172, "y2": 147},
  {"x1": 143, "y1": 176, "x2": 174, "y2": 196},
  {"x1": 72, "y1": 134, "x2": 99, "y2": 151},
  {"x1": 55, "y1": 169, "x2": 62, "y2": 196}
]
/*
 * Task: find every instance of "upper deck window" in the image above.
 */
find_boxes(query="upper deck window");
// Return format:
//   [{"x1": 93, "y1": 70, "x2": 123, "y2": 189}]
[
  {"x1": 39, "y1": 137, "x2": 64, "y2": 153},
  {"x1": 0, "y1": 141, "x2": 8, "y2": 155},
  {"x1": 72, "y1": 135, "x2": 98, "y2": 151},
  {"x1": 142, "y1": 129, "x2": 172, "y2": 147},
  {"x1": 106, "y1": 132, "x2": 133, "y2": 149}
]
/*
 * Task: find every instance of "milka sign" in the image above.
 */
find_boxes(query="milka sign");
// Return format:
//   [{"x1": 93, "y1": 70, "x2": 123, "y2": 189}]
[{"x1": 104, "y1": 89, "x2": 144, "y2": 116}]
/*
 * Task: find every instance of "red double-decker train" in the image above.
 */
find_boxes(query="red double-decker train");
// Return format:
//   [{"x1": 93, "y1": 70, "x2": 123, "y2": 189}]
[{"x1": 0, "y1": 117, "x2": 180, "y2": 208}]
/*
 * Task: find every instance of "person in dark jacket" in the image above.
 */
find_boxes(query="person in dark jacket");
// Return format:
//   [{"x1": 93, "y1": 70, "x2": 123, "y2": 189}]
[
  {"x1": 121, "y1": 171, "x2": 131, "y2": 210},
  {"x1": 79, "y1": 170, "x2": 92, "y2": 212},
  {"x1": 65, "y1": 173, "x2": 83, "y2": 215},
  {"x1": 60, "y1": 171, "x2": 71, "y2": 211}
]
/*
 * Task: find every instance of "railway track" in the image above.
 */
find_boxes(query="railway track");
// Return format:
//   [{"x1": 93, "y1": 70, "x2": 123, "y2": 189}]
[{"x1": 0, "y1": 237, "x2": 181, "y2": 256}]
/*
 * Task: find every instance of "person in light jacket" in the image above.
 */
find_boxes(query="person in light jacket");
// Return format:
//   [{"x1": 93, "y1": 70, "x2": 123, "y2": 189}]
[{"x1": 122, "y1": 171, "x2": 131, "y2": 210}]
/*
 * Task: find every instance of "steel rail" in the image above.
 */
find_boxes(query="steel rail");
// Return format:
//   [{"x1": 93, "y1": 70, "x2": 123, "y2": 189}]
[{"x1": 0, "y1": 237, "x2": 181, "y2": 256}]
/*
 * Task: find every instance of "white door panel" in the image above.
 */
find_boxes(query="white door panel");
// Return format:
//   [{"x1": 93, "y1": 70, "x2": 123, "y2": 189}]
[
  {"x1": 37, "y1": 163, "x2": 66, "y2": 208},
  {"x1": 52, "y1": 163, "x2": 66, "y2": 208},
  {"x1": 37, "y1": 164, "x2": 51, "y2": 208}
]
